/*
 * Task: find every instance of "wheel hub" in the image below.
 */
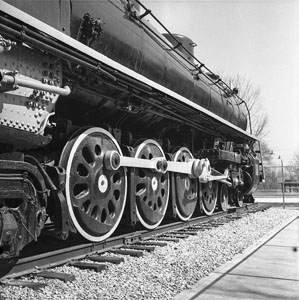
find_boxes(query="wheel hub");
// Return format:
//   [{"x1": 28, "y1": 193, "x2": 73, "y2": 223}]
[
  {"x1": 151, "y1": 177, "x2": 158, "y2": 191},
  {"x1": 184, "y1": 178, "x2": 190, "y2": 190},
  {"x1": 201, "y1": 181, "x2": 218, "y2": 215},
  {"x1": 172, "y1": 147, "x2": 198, "y2": 221},
  {"x1": 133, "y1": 139, "x2": 169, "y2": 229},
  {"x1": 218, "y1": 183, "x2": 229, "y2": 211},
  {"x1": 59, "y1": 127, "x2": 127, "y2": 242},
  {"x1": 98, "y1": 174, "x2": 108, "y2": 193}
]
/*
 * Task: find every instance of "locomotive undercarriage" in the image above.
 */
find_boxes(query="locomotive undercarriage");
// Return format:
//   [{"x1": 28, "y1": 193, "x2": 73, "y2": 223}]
[
  {"x1": 0, "y1": 12, "x2": 261, "y2": 259},
  {"x1": 0, "y1": 118, "x2": 256, "y2": 259},
  {"x1": 0, "y1": 56, "x2": 258, "y2": 259},
  {"x1": 0, "y1": 157, "x2": 47, "y2": 258}
]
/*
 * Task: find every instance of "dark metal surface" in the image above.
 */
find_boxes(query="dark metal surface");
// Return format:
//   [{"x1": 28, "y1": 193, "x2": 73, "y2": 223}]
[
  {"x1": 70, "y1": 0, "x2": 247, "y2": 130},
  {"x1": 1, "y1": 0, "x2": 248, "y2": 131},
  {"x1": 218, "y1": 184, "x2": 229, "y2": 212},
  {"x1": 0, "y1": 0, "x2": 264, "y2": 276},
  {"x1": 0, "y1": 159, "x2": 47, "y2": 258},
  {"x1": 133, "y1": 140, "x2": 169, "y2": 229},
  {"x1": 171, "y1": 148, "x2": 198, "y2": 220},
  {"x1": 59, "y1": 128, "x2": 127, "y2": 241},
  {"x1": 5, "y1": 0, "x2": 71, "y2": 34},
  {"x1": 0, "y1": 6, "x2": 255, "y2": 142},
  {"x1": 201, "y1": 182, "x2": 218, "y2": 215}
]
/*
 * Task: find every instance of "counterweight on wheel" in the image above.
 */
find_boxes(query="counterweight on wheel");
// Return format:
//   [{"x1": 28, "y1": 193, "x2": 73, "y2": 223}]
[{"x1": 59, "y1": 127, "x2": 127, "y2": 242}]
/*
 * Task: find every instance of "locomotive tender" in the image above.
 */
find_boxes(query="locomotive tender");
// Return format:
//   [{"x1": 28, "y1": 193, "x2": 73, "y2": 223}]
[{"x1": 0, "y1": 0, "x2": 264, "y2": 259}]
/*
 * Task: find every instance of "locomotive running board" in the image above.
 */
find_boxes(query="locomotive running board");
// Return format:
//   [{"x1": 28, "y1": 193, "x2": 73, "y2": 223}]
[{"x1": 0, "y1": 0, "x2": 258, "y2": 142}]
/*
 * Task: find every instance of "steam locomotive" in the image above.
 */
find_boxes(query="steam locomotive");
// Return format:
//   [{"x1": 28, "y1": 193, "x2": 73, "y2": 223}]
[{"x1": 0, "y1": 0, "x2": 264, "y2": 259}]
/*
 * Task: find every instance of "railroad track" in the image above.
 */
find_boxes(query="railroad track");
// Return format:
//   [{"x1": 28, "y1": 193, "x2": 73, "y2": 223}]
[{"x1": 0, "y1": 203, "x2": 269, "y2": 288}]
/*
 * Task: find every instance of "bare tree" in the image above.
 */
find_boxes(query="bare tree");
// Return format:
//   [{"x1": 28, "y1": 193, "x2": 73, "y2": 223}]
[
  {"x1": 289, "y1": 149, "x2": 299, "y2": 181},
  {"x1": 260, "y1": 140, "x2": 273, "y2": 166},
  {"x1": 222, "y1": 74, "x2": 269, "y2": 138},
  {"x1": 221, "y1": 73, "x2": 274, "y2": 184}
]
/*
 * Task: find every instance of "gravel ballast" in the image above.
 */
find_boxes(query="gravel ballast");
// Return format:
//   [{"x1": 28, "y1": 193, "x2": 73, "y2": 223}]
[{"x1": 1, "y1": 208, "x2": 298, "y2": 300}]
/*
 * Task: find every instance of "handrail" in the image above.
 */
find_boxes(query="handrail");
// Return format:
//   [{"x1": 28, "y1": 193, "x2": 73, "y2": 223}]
[{"x1": 128, "y1": 0, "x2": 253, "y2": 134}]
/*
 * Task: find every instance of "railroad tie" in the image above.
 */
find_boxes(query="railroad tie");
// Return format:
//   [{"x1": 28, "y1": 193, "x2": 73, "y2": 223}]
[
  {"x1": 123, "y1": 245, "x2": 156, "y2": 252},
  {"x1": 177, "y1": 230, "x2": 198, "y2": 236},
  {"x1": 88, "y1": 255, "x2": 125, "y2": 264},
  {"x1": 2, "y1": 280, "x2": 47, "y2": 290},
  {"x1": 136, "y1": 241, "x2": 168, "y2": 247},
  {"x1": 37, "y1": 270, "x2": 76, "y2": 282},
  {"x1": 70, "y1": 261, "x2": 108, "y2": 272},
  {"x1": 154, "y1": 237, "x2": 180, "y2": 243},
  {"x1": 163, "y1": 234, "x2": 189, "y2": 239},
  {"x1": 111, "y1": 249, "x2": 144, "y2": 257}
]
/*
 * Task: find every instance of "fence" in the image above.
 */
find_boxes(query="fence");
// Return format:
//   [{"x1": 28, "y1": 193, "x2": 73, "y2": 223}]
[{"x1": 258, "y1": 165, "x2": 299, "y2": 193}]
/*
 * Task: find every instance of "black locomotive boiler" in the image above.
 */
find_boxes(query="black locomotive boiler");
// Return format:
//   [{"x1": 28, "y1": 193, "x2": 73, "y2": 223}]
[{"x1": 0, "y1": 0, "x2": 264, "y2": 259}]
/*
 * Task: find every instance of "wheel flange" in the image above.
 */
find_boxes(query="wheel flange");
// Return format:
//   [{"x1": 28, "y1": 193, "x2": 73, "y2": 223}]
[{"x1": 59, "y1": 127, "x2": 127, "y2": 242}]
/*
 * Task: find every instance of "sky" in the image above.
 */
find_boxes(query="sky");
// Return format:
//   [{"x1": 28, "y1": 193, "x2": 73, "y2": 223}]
[{"x1": 142, "y1": 0, "x2": 299, "y2": 165}]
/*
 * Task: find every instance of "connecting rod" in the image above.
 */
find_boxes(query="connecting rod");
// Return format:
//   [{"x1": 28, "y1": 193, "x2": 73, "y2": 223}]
[{"x1": 104, "y1": 151, "x2": 230, "y2": 184}]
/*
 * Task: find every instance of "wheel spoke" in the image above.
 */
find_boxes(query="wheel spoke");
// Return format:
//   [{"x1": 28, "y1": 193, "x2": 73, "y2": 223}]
[
  {"x1": 201, "y1": 181, "x2": 217, "y2": 215},
  {"x1": 59, "y1": 127, "x2": 127, "y2": 242},
  {"x1": 172, "y1": 147, "x2": 198, "y2": 221},
  {"x1": 218, "y1": 183, "x2": 229, "y2": 211},
  {"x1": 133, "y1": 139, "x2": 169, "y2": 229}
]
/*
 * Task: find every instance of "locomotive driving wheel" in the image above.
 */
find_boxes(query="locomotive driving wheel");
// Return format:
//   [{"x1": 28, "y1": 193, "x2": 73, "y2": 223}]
[
  {"x1": 172, "y1": 147, "x2": 198, "y2": 221},
  {"x1": 134, "y1": 139, "x2": 170, "y2": 229},
  {"x1": 201, "y1": 181, "x2": 218, "y2": 215},
  {"x1": 218, "y1": 183, "x2": 229, "y2": 211},
  {"x1": 59, "y1": 127, "x2": 127, "y2": 242},
  {"x1": 233, "y1": 194, "x2": 244, "y2": 207}
]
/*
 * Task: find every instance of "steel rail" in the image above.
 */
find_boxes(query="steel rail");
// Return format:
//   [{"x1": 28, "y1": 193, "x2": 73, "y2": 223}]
[{"x1": 0, "y1": 203, "x2": 265, "y2": 281}]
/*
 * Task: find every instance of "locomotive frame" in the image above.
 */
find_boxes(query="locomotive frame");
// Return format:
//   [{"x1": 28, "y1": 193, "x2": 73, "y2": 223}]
[{"x1": 0, "y1": 0, "x2": 264, "y2": 259}]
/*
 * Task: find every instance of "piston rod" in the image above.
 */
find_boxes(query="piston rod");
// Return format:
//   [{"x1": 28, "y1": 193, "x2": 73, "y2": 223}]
[{"x1": 0, "y1": 70, "x2": 71, "y2": 96}]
